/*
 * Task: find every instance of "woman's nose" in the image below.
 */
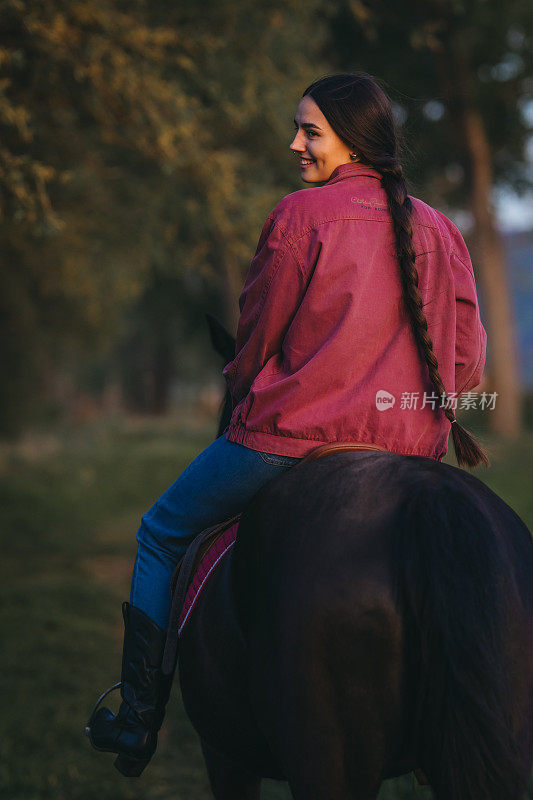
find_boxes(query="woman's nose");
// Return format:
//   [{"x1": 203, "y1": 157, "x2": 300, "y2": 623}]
[{"x1": 290, "y1": 132, "x2": 305, "y2": 152}]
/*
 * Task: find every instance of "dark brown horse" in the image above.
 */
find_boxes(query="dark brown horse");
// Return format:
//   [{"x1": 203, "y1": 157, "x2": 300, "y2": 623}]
[{"x1": 175, "y1": 317, "x2": 533, "y2": 800}]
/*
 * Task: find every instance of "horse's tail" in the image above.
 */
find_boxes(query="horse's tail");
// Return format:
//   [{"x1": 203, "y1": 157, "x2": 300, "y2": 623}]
[{"x1": 394, "y1": 479, "x2": 525, "y2": 800}]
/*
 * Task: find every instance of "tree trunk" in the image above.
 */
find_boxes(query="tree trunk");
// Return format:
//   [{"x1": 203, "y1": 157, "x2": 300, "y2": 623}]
[
  {"x1": 152, "y1": 340, "x2": 172, "y2": 415},
  {"x1": 461, "y1": 105, "x2": 522, "y2": 436},
  {"x1": 220, "y1": 256, "x2": 241, "y2": 336},
  {"x1": 436, "y1": 44, "x2": 522, "y2": 437}
]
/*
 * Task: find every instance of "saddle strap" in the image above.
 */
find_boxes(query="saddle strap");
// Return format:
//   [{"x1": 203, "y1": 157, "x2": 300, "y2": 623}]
[{"x1": 300, "y1": 441, "x2": 388, "y2": 462}]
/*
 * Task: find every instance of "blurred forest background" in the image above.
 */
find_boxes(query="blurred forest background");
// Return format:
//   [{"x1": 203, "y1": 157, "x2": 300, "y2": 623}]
[
  {"x1": 1, "y1": 0, "x2": 532, "y2": 436},
  {"x1": 1, "y1": 1, "x2": 533, "y2": 799}
]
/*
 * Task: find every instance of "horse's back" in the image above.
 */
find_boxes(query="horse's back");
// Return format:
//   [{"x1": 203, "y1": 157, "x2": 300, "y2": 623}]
[{"x1": 233, "y1": 450, "x2": 532, "y2": 613}]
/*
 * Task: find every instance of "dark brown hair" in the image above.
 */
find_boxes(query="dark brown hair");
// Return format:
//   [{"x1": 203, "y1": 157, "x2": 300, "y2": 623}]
[{"x1": 303, "y1": 72, "x2": 489, "y2": 468}]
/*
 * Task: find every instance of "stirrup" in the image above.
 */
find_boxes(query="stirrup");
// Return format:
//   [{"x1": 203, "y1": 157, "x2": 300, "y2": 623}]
[
  {"x1": 84, "y1": 680, "x2": 154, "y2": 777},
  {"x1": 84, "y1": 681, "x2": 122, "y2": 736}
]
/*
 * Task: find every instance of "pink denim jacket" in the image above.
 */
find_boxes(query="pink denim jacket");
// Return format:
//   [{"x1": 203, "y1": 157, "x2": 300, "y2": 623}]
[{"x1": 222, "y1": 161, "x2": 487, "y2": 461}]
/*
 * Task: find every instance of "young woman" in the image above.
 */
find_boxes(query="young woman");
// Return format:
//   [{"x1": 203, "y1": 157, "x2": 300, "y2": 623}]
[{"x1": 86, "y1": 72, "x2": 487, "y2": 775}]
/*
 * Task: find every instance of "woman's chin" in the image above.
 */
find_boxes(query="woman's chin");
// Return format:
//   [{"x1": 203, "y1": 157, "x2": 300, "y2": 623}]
[
  {"x1": 300, "y1": 172, "x2": 324, "y2": 183},
  {"x1": 300, "y1": 164, "x2": 327, "y2": 183}
]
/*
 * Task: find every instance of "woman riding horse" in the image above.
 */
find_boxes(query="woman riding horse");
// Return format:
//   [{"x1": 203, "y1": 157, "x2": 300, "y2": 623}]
[{"x1": 85, "y1": 72, "x2": 492, "y2": 780}]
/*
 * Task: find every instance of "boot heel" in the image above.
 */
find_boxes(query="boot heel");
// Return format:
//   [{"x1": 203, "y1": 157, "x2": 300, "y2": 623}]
[{"x1": 114, "y1": 754, "x2": 150, "y2": 777}]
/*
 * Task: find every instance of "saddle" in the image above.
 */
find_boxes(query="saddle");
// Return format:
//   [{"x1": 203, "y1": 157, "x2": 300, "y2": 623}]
[{"x1": 161, "y1": 441, "x2": 387, "y2": 675}]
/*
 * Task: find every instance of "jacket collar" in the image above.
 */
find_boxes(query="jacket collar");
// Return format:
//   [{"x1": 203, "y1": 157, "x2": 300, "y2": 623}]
[{"x1": 324, "y1": 161, "x2": 383, "y2": 185}]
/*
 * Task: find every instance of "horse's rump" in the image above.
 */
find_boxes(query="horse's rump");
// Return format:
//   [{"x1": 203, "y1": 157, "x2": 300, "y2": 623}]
[{"x1": 231, "y1": 451, "x2": 533, "y2": 797}]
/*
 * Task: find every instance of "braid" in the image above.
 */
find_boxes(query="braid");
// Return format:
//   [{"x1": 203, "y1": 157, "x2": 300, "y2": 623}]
[{"x1": 380, "y1": 160, "x2": 489, "y2": 468}]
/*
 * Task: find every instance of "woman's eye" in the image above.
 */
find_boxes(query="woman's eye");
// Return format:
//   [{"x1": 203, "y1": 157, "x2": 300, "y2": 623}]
[{"x1": 293, "y1": 127, "x2": 317, "y2": 137}]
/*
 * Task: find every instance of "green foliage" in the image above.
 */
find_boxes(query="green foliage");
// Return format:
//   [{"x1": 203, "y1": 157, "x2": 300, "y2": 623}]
[{"x1": 0, "y1": 0, "x2": 331, "y2": 429}]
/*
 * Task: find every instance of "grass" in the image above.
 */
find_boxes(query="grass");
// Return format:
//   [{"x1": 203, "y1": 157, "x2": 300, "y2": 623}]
[{"x1": 0, "y1": 408, "x2": 531, "y2": 799}]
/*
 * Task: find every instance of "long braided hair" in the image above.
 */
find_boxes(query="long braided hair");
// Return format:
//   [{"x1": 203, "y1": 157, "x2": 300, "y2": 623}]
[{"x1": 303, "y1": 72, "x2": 489, "y2": 468}]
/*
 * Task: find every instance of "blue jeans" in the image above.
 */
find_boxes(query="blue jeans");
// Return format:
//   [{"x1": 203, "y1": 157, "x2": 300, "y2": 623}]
[{"x1": 129, "y1": 433, "x2": 301, "y2": 629}]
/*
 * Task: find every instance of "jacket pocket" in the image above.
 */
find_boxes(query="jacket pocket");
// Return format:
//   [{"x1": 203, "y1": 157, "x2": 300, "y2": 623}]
[{"x1": 243, "y1": 354, "x2": 283, "y2": 426}]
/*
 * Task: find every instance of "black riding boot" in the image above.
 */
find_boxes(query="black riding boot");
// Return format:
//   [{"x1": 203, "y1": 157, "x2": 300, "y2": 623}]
[{"x1": 84, "y1": 601, "x2": 174, "y2": 777}]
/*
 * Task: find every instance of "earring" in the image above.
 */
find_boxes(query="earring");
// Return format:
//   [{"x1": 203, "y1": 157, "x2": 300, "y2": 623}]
[{"x1": 350, "y1": 152, "x2": 359, "y2": 161}]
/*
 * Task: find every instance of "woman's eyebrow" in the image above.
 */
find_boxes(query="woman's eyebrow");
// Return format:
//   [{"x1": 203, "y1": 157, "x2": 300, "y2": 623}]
[{"x1": 293, "y1": 118, "x2": 322, "y2": 131}]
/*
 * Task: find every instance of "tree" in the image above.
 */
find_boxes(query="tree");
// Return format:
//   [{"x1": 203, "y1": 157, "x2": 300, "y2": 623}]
[
  {"x1": 322, "y1": 0, "x2": 533, "y2": 435},
  {"x1": 0, "y1": 0, "x2": 333, "y2": 424},
  {"x1": 0, "y1": 0, "x2": 208, "y2": 428}
]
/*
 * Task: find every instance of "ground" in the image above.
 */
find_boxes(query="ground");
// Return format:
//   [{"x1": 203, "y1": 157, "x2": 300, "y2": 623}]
[{"x1": 1, "y1": 407, "x2": 531, "y2": 800}]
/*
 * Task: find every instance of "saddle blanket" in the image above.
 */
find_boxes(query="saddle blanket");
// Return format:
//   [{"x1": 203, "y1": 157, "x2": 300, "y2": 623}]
[{"x1": 177, "y1": 518, "x2": 240, "y2": 636}]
